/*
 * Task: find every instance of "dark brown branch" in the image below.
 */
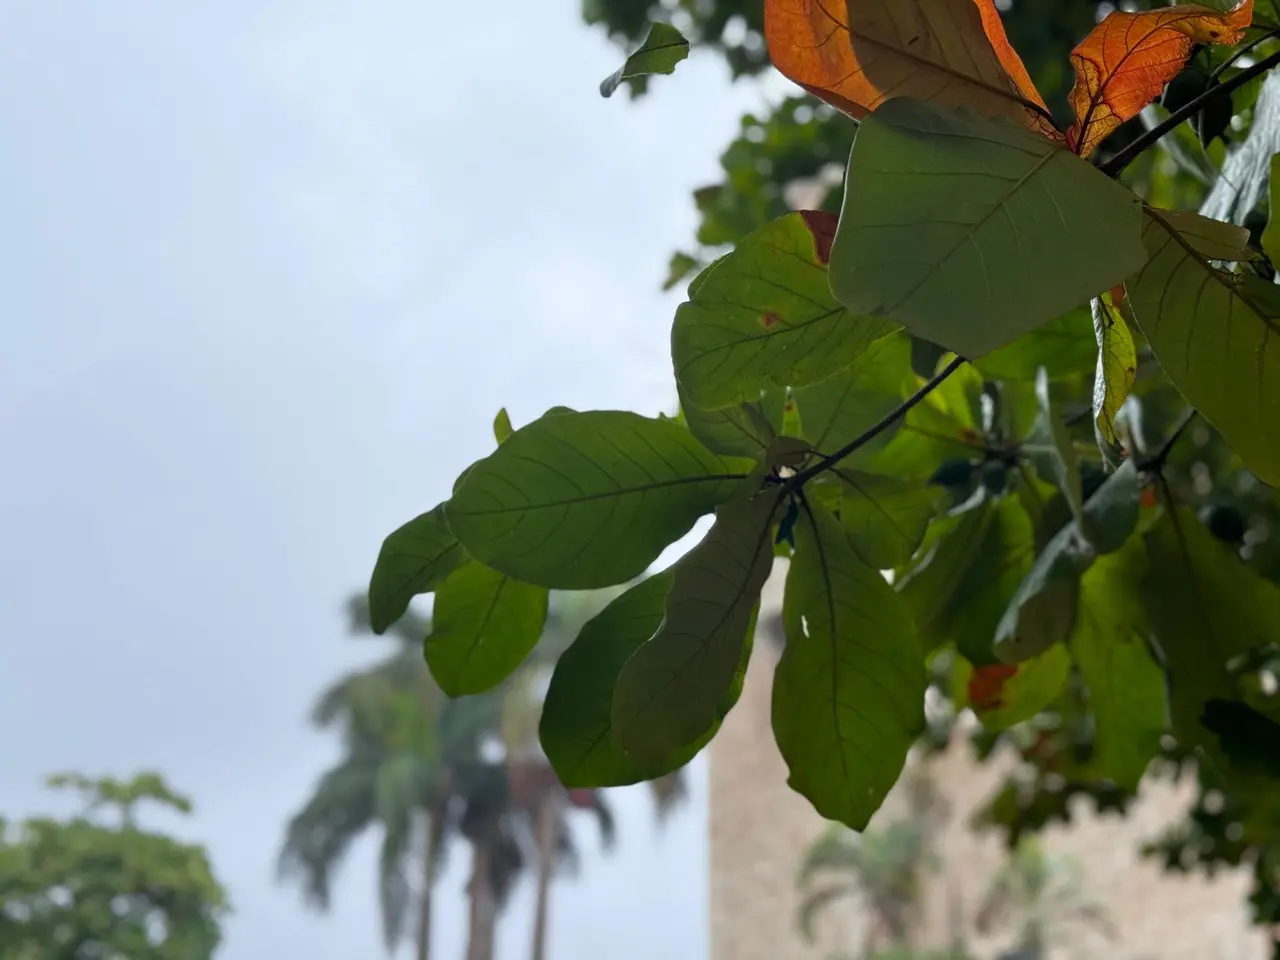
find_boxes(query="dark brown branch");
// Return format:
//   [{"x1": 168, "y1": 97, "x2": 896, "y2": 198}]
[
  {"x1": 787, "y1": 355, "x2": 967, "y2": 489},
  {"x1": 1102, "y1": 47, "x2": 1280, "y2": 178}
]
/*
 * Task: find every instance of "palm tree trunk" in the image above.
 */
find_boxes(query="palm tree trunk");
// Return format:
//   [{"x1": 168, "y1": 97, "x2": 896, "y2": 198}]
[
  {"x1": 466, "y1": 836, "x2": 498, "y2": 960},
  {"x1": 415, "y1": 811, "x2": 443, "y2": 960},
  {"x1": 529, "y1": 797, "x2": 559, "y2": 960}
]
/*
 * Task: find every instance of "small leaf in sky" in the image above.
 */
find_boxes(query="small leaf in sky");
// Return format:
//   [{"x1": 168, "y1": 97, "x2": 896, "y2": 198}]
[
  {"x1": 368, "y1": 504, "x2": 466, "y2": 634},
  {"x1": 599, "y1": 22, "x2": 690, "y2": 98},
  {"x1": 448, "y1": 411, "x2": 755, "y2": 589},
  {"x1": 1143, "y1": 508, "x2": 1280, "y2": 768},
  {"x1": 993, "y1": 521, "x2": 1095, "y2": 664},
  {"x1": 679, "y1": 384, "x2": 783, "y2": 459},
  {"x1": 837, "y1": 470, "x2": 937, "y2": 570},
  {"x1": 612, "y1": 492, "x2": 781, "y2": 765},
  {"x1": 1264, "y1": 153, "x2": 1280, "y2": 266},
  {"x1": 970, "y1": 644, "x2": 1071, "y2": 732},
  {"x1": 1125, "y1": 208, "x2": 1280, "y2": 486},
  {"x1": 829, "y1": 98, "x2": 1148, "y2": 359},
  {"x1": 1065, "y1": 1, "x2": 1253, "y2": 156},
  {"x1": 492, "y1": 408, "x2": 513, "y2": 445},
  {"x1": 425, "y1": 562, "x2": 549, "y2": 697},
  {"x1": 672, "y1": 212, "x2": 893, "y2": 409},
  {"x1": 974, "y1": 306, "x2": 1097, "y2": 381},
  {"x1": 1069, "y1": 537, "x2": 1166, "y2": 791},
  {"x1": 772, "y1": 501, "x2": 925, "y2": 829},
  {"x1": 539, "y1": 572, "x2": 742, "y2": 787},
  {"x1": 762, "y1": 0, "x2": 1056, "y2": 137},
  {"x1": 1092, "y1": 291, "x2": 1136, "y2": 457}
]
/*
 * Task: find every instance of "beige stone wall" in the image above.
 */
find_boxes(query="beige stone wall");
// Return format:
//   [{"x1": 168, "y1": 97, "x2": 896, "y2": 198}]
[{"x1": 709, "y1": 570, "x2": 1269, "y2": 960}]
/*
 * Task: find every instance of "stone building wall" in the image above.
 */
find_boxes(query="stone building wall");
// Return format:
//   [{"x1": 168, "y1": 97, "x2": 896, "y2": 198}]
[{"x1": 709, "y1": 569, "x2": 1268, "y2": 960}]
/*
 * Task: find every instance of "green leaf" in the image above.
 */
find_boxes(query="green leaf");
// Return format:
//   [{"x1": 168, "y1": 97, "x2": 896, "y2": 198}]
[
  {"x1": 898, "y1": 496, "x2": 1035, "y2": 665},
  {"x1": 672, "y1": 211, "x2": 894, "y2": 409},
  {"x1": 612, "y1": 492, "x2": 781, "y2": 764},
  {"x1": 772, "y1": 502, "x2": 925, "y2": 829},
  {"x1": 368, "y1": 505, "x2": 466, "y2": 634},
  {"x1": 973, "y1": 306, "x2": 1097, "y2": 381},
  {"x1": 794, "y1": 331, "x2": 913, "y2": 459},
  {"x1": 1125, "y1": 209, "x2": 1280, "y2": 486},
  {"x1": 1023, "y1": 367, "x2": 1084, "y2": 527},
  {"x1": 599, "y1": 22, "x2": 690, "y2": 98},
  {"x1": 1143, "y1": 508, "x2": 1280, "y2": 767},
  {"x1": 837, "y1": 471, "x2": 936, "y2": 570},
  {"x1": 1150, "y1": 208, "x2": 1252, "y2": 263},
  {"x1": 540, "y1": 571, "x2": 755, "y2": 788},
  {"x1": 1091, "y1": 292, "x2": 1136, "y2": 455},
  {"x1": 447, "y1": 411, "x2": 755, "y2": 589},
  {"x1": 424, "y1": 562, "x2": 549, "y2": 696},
  {"x1": 1080, "y1": 460, "x2": 1141, "y2": 554},
  {"x1": 680, "y1": 384, "x2": 783, "y2": 459},
  {"x1": 1069, "y1": 537, "x2": 1166, "y2": 791},
  {"x1": 1264, "y1": 153, "x2": 1280, "y2": 267},
  {"x1": 492, "y1": 408, "x2": 513, "y2": 445},
  {"x1": 663, "y1": 251, "x2": 701, "y2": 292},
  {"x1": 970, "y1": 644, "x2": 1071, "y2": 732},
  {"x1": 993, "y1": 520, "x2": 1094, "y2": 665},
  {"x1": 829, "y1": 98, "x2": 1148, "y2": 359}
]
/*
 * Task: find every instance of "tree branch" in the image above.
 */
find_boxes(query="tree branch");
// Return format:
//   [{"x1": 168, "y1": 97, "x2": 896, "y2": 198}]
[
  {"x1": 1138, "y1": 408, "x2": 1197, "y2": 474},
  {"x1": 787, "y1": 355, "x2": 967, "y2": 489},
  {"x1": 1101, "y1": 47, "x2": 1280, "y2": 178}
]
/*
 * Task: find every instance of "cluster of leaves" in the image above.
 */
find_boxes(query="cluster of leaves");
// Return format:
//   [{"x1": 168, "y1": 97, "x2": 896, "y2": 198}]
[
  {"x1": 0, "y1": 772, "x2": 228, "y2": 959},
  {"x1": 372, "y1": 4, "x2": 1280, "y2": 938}
]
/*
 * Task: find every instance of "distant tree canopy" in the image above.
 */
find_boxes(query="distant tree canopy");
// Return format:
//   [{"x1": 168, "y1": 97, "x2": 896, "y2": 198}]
[
  {"x1": 370, "y1": 0, "x2": 1280, "y2": 952},
  {"x1": 0, "y1": 772, "x2": 228, "y2": 960}
]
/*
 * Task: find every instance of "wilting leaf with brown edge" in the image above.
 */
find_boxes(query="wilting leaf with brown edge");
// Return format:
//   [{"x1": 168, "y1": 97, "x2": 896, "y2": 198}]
[
  {"x1": 763, "y1": 0, "x2": 1057, "y2": 138},
  {"x1": 1066, "y1": 1, "x2": 1253, "y2": 157}
]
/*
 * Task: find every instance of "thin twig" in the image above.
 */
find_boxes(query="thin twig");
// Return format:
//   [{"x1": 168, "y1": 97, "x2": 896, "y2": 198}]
[
  {"x1": 1210, "y1": 26, "x2": 1280, "y2": 82},
  {"x1": 1138, "y1": 408, "x2": 1198, "y2": 474},
  {"x1": 787, "y1": 355, "x2": 967, "y2": 489},
  {"x1": 1102, "y1": 47, "x2": 1280, "y2": 178}
]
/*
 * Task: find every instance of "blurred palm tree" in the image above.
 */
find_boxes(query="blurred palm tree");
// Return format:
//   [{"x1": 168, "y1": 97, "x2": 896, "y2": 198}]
[
  {"x1": 975, "y1": 837, "x2": 1114, "y2": 960},
  {"x1": 798, "y1": 770, "x2": 948, "y2": 956},
  {"x1": 280, "y1": 590, "x2": 685, "y2": 960}
]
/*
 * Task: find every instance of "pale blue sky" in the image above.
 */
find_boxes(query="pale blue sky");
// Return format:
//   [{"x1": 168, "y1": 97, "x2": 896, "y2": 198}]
[{"x1": 0, "y1": 2, "x2": 775, "y2": 957}]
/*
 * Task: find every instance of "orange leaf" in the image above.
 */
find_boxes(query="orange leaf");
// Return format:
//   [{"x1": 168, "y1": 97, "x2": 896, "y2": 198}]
[
  {"x1": 968, "y1": 663, "x2": 1019, "y2": 712},
  {"x1": 764, "y1": 0, "x2": 1058, "y2": 138},
  {"x1": 1066, "y1": 0, "x2": 1253, "y2": 157}
]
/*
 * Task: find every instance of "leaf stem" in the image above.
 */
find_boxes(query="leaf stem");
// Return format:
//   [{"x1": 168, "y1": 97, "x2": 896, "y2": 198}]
[
  {"x1": 1102, "y1": 47, "x2": 1280, "y2": 178},
  {"x1": 787, "y1": 356, "x2": 967, "y2": 490},
  {"x1": 1138, "y1": 408, "x2": 1197, "y2": 474}
]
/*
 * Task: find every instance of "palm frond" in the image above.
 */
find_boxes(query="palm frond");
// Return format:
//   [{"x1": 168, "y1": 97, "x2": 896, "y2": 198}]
[
  {"x1": 796, "y1": 883, "x2": 856, "y2": 942},
  {"x1": 647, "y1": 772, "x2": 688, "y2": 824},
  {"x1": 376, "y1": 811, "x2": 413, "y2": 953}
]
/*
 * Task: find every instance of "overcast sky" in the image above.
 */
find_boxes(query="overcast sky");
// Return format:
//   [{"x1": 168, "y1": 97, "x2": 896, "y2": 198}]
[{"x1": 0, "y1": 2, "x2": 774, "y2": 957}]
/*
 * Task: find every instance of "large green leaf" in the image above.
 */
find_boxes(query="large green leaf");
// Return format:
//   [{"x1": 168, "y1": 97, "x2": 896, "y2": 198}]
[
  {"x1": 837, "y1": 470, "x2": 936, "y2": 570},
  {"x1": 793, "y1": 331, "x2": 913, "y2": 459},
  {"x1": 1069, "y1": 538, "x2": 1166, "y2": 791},
  {"x1": 540, "y1": 571, "x2": 755, "y2": 788},
  {"x1": 424, "y1": 562, "x2": 549, "y2": 696},
  {"x1": 973, "y1": 306, "x2": 1097, "y2": 381},
  {"x1": 1143, "y1": 508, "x2": 1280, "y2": 767},
  {"x1": 993, "y1": 521, "x2": 1094, "y2": 665},
  {"x1": 447, "y1": 411, "x2": 754, "y2": 589},
  {"x1": 1079, "y1": 460, "x2": 1140, "y2": 554},
  {"x1": 679, "y1": 384, "x2": 783, "y2": 459},
  {"x1": 1264, "y1": 153, "x2": 1280, "y2": 266},
  {"x1": 368, "y1": 504, "x2": 466, "y2": 634},
  {"x1": 829, "y1": 98, "x2": 1148, "y2": 358},
  {"x1": 1091, "y1": 292, "x2": 1136, "y2": 455},
  {"x1": 898, "y1": 496, "x2": 1035, "y2": 665},
  {"x1": 599, "y1": 22, "x2": 690, "y2": 98},
  {"x1": 672, "y1": 211, "x2": 893, "y2": 409},
  {"x1": 772, "y1": 503, "x2": 925, "y2": 829},
  {"x1": 612, "y1": 492, "x2": 781, "y2": 764},
  {"x1": 1125, "y1": 209, "x2": 1280, "y2": 486}
]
